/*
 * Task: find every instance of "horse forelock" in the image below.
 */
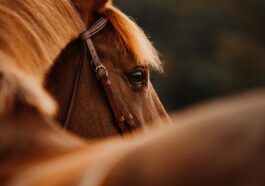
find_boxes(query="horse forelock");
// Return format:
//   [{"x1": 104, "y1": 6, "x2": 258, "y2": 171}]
[
  {"x1": 0, "y1": 0, "x2": 85, "y2": 116},
  {"x1": 103, "y1": 5, "x2": 163, "y2": 72}
]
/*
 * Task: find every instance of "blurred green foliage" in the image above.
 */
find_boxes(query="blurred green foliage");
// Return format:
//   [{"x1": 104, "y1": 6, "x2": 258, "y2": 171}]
[{"x1": 115, "y1": 0, "x2": 265, "y2": 111}]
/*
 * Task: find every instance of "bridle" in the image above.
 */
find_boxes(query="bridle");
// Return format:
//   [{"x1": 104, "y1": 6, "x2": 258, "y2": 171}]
[{"x1": 63, "y1": 17, "x2": 136, "y2": 133}]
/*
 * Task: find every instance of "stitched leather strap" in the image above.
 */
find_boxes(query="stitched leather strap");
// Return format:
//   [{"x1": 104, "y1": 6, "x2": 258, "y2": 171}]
[
  {"x1": 80, "y1": 17, "x2": 136, "y2": 133},
  {"x1": 63, "y1": 45, "x2": 86, "y2": 129}
]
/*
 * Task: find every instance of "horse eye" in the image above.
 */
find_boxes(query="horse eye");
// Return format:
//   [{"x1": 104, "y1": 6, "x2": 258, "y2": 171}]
[{"x1": 127, "y1": 70, "x2": 146, "y2": 85}]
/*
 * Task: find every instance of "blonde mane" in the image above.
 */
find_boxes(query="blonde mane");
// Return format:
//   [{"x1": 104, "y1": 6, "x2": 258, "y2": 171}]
[
  {"x1": 0, "y1": 1, "x2": 161, "y2": 117},
  {"x1": 103, "y1": 5, "x2": 162, "y2": 71},
  {"x1": 0, "y1": 0, "x2": 84, "y2": 116}
]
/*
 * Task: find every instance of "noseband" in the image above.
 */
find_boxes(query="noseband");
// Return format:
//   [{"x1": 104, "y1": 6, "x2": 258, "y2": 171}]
[{"x1": 63, "y1": 17, "x2": 136, "y2": 133}]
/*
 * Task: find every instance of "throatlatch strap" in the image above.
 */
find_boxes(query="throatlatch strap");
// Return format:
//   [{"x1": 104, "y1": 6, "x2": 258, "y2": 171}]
[{"x1": 63, "y1": 45, "x2": 86, "y2": 129}]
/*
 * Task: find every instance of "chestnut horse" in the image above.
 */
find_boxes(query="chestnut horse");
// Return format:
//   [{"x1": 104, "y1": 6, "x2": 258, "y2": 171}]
[
  {"x1": 46, "y1": 0, "x2": 171, "y2": 139},
  {"x1": 1, "y1": 0, "x2": 265, "y2": 185}
]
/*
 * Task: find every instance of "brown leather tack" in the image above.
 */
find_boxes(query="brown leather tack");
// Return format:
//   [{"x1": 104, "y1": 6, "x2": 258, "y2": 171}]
[{"x1": 63, "y1": 17, "x2": 136, "y2": 133}]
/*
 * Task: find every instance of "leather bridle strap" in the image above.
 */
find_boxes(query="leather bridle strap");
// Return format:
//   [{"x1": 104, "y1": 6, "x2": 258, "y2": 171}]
[
  {"x1": 63, "y1": 44, "x2": 86, "y2": 129},
  {"x1": 80, "y1": 17, "x2": 136, "y2": 133}
]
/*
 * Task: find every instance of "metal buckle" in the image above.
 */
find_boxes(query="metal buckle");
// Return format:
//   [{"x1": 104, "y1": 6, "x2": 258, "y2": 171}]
[{"x1": 95, "y1": 64, "x2": 108, "y2": 79}]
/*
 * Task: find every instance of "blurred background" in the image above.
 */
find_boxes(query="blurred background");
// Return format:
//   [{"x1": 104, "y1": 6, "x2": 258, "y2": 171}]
[{"x1": 115, "y1": 0, "x2": 265, "y2": 111}]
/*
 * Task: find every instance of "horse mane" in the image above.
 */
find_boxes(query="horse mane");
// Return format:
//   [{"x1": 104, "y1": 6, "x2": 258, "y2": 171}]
[
  {"x1": 0, "y1": 0, "x2": 84, "y2": 116},
  {"x1": 103, "y1": 5, "x2": 162, "y2": 71}
]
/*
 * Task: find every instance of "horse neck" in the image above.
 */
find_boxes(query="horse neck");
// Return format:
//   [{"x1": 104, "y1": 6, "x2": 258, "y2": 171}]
[
  {"x1": 0, "y1": 101, "x2": 84, "y2": 177},
  {"x1": 0, "y1": 0, "x2": 84, "y2": 76},
  {"x1": 0, "y1": 0, "x2": 85, "y2": 117}
]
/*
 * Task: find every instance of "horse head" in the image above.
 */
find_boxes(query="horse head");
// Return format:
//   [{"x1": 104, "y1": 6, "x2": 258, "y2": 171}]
[{"x1": 47, "y1": 0, "x2": 171, "y2": 138}]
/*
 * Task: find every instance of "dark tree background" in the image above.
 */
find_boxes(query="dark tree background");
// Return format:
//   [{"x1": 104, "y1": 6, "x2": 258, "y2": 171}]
[{"x1": 115, "y1": 0, "x2": 265, "y2": 111}]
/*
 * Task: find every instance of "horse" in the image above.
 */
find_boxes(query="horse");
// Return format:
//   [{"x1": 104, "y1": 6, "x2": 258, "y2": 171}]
[
  {"x1": 45, "y1": 0, "x2": 171, "y2": 139},
  {"x1": 1, "y1": 0, "x2": 265, "y2": 185}
]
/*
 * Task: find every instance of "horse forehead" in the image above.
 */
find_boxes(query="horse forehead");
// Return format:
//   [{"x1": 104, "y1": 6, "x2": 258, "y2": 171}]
[{"x1": 92, "y1": 26, "x2": 137, "y2": 70}]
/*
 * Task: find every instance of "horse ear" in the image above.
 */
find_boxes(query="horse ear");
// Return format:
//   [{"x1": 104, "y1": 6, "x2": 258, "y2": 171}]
[
  {"x1": 71, "y1": 0, "x2": 111, "y2": 12},
  {"x1": 71, "y1": 0, "x2": 111, "y2": 24},
  {"x1": 93, "y1": 0, "x2": 112, "y2": 11}
]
